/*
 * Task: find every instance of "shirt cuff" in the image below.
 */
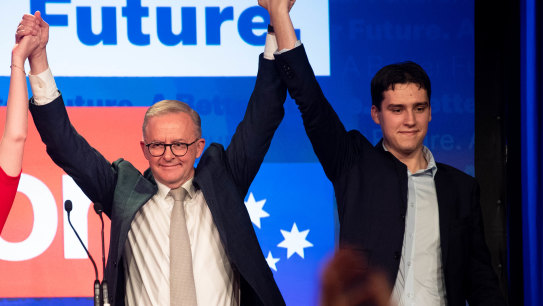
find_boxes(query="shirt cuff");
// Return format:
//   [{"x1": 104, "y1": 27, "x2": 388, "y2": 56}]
[
  {"x1": 263, "y1": 33, "x2": 279, "y2": 60},
  {"x1": 276, "y1": 40, "x2": 302, "y2": 55},
  {"x1": 28, "y1": 67, "x2": 60, "y2": 105}
]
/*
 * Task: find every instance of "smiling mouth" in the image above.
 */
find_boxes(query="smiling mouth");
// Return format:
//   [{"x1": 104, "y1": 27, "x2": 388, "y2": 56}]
[{"x1": 160, "y1": 164, "x2": 181, "y2": 168}]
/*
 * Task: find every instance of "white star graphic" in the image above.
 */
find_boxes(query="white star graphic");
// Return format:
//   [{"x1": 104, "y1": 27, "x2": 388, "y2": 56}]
[
  {"x1": 265, "y1": 251, "x2": 280, "y2": 271},
  {"x1": 277, "y1": 223, "x2": 313, "y2": 259},
  {"x1": 244, "y1": 192, "x2": 270, "y2": 228}
]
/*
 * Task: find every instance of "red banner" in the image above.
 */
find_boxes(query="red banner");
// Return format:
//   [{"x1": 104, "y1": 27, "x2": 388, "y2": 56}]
[{"x1": 0, "y1": 106, "x2": 148, "y2": 297}]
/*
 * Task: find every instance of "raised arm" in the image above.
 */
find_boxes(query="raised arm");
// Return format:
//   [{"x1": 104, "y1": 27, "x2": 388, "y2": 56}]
[
  {"x1": 224, "y1": 57, "x2": 287, "y2": 196},
  {"x1": 0, "y1": 13, "x2": 43, "y2": 176},
  {"x1": 263, "y1": 0, "x2": 364, "y2": 182},
  {"x1": 222, "y1": 4, "x2": 291, "y2": 194},
  {"x1": 0, "y1": 13, "x2": 41, "y2": 233},
  {"x1": 20, "y1": 12, "x2": 117, "y2": 212}
]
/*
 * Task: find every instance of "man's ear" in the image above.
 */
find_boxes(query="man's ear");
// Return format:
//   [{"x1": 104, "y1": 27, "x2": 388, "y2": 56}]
[
  {"x1": 196, "y1": 138, "x2": 206, "y2": 158},
  {"x1": 371, "y1": 105, "x2": 381, "y2": 125},
  {"x1": 140, "y1": 141, "x2": 150, "y2": 160}
]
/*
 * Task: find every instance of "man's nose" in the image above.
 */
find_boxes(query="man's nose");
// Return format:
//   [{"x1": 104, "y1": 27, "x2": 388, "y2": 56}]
[
  {"x1": 162, "y1": 145, "x2": 175, "y2": 160},
  {"x1": 404, "y1": 110, "x2": 416, "y2": 126}
]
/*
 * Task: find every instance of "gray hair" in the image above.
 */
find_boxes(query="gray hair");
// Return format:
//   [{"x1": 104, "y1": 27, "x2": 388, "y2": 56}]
[{"x1": 142, "y1": 100, "x2": 201, "y2": 138}]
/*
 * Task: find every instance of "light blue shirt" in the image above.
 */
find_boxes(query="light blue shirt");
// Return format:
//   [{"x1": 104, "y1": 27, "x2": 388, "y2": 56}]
[{"x1": 388, "y1": 145, "x2": 446, "y2": 306}]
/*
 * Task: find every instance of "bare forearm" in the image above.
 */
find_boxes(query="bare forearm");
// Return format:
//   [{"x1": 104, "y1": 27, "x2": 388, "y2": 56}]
[
  {"x1": 269, "y1": 5, "x2": 297, "y2": 50},
  {"x1": 29, "y1": 49, "x2": 49, "y2": 75},
  {"x1": 0, "y1": 53, "x2": 30, "y2": 176}
]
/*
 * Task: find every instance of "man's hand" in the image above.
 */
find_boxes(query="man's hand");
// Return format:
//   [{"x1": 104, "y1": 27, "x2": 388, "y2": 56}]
[
  {"x1": 258, "y1": 0, "x2": 295, "y2": 13},
  {"x1": 12, "y1": 34, "x2": 40, "y2": 67},
  {"x1": 258, "y1": 0, "x2": 297, "y2": 50},
  {"x1": 15, "y1": 11, "x2": 49, "y2": 74}
]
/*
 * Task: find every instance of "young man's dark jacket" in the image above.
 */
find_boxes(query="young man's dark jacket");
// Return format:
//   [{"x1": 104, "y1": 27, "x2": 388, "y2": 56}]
[{"x1": 272, "y1": 45, "x2": 505, "y2": 306}]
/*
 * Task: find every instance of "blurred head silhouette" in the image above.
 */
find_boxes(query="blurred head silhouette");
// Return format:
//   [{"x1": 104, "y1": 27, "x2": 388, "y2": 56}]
[{"x1": 320, "y1": 247, "x2": 393, "y2": 306}]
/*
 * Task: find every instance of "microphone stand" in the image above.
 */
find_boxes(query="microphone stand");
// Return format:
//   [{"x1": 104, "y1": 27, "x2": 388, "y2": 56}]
[
  {"x1": 94, "y1": 203, "x2": 110, "y2": 306},
  {"x1": 65, "y1": 200, "x2": 101, "y2": 306}
]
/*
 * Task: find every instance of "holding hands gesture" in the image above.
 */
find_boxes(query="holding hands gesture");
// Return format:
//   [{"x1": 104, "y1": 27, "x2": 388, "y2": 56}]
[{"x1": 14, "y1": 11, "x2": 50, "y2": 74}]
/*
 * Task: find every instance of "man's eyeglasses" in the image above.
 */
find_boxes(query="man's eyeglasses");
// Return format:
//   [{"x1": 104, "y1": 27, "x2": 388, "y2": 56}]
[{"x1": 145, "y1": 139, "x2": 200, "y2": 157}]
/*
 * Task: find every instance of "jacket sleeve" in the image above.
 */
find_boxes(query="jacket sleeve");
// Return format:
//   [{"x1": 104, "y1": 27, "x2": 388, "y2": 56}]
[
  {"x1": 29, "y1": 95, "x2": 117, "y2": 216},
  {"x1": 273, "y1": 45, "x2": 370, "y2": 182},
  {"x1": 224, "y1": 54, "x2": 287, "y2": 195}
]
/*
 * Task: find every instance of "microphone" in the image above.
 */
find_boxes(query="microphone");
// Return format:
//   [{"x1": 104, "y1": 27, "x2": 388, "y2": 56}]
[
  {"x1": 93, "y1": 202, "x2": 110, "y2": 306},
  {"x1": 65, "y1": 200, "x2": 101, "y2": 306}
]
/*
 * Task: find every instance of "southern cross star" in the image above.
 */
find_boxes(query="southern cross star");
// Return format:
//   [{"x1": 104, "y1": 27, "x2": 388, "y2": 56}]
[
  {"x1": 277, "y1": 223, "x2": 313, "y2": 259},
  {"x1": 265, "y1": 251, "x2": 280, "y2": 271},
  {"x1": 244, "y1": 192, "x2": 270, "y2": 229}
]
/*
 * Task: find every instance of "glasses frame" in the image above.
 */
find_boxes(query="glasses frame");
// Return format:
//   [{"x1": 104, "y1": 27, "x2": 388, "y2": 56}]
[{"x1": 144, "y1": 138, "x2": 200, "y2": 157}]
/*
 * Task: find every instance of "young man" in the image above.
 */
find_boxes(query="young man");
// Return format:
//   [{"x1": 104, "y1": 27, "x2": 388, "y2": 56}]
[
  {"x1": 259, "y1": 0, "x2": 506, "y2": 305},
  {"x1": 18, "y1": 11, "x2": 287, "y2": 306}
]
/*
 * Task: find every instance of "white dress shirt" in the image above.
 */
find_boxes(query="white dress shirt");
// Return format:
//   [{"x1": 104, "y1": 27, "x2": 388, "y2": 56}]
[{"x1": 124, "y1": 179, "x2": 239, "y2": 306}]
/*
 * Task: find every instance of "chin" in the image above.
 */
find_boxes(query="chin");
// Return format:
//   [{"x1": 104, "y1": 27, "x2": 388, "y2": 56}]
[
  {"x1": 400, "y1": 145, "x2": 422, "y2": 155},
  {"x1": 155, "y1": 172, "x2": 183, "y2": 185}
]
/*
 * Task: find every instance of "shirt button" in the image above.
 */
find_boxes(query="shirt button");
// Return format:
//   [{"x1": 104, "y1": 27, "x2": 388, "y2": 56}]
[{"x1": 407, "y1": 261, "x2": 412, "y2": 267}]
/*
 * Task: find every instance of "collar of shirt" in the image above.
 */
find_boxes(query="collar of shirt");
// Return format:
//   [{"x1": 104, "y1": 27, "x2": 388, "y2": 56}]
[
  {"x1": 181, "y1": 177, "x2": 197, "y2": 201},
  {"x1": 154, "y1": 177, "x2": 197, "y2": 206},
  {"x1": 419, "y1": 146, "x2": 438, "y2": 178},
  {"x1": 381, "y1": 143, "x2": 438, "y2": 178},
  {"x1": 155, "y1": 180, "x2": 173, "y2": 201}
]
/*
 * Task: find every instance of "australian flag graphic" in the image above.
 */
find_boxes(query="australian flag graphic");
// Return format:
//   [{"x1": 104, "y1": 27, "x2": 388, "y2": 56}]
[{"x1": 245, "y1": 163, "x2": 336, "y2": 306}]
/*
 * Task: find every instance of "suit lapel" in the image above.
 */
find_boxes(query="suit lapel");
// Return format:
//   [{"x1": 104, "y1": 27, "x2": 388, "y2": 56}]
[
  {"x1": 434, "y1": 166, "x2": 455, "y2": 268},
  {"x1": 114, "y1": 170, "x2": 157, "y2": 263},
  {"x1": 375, "y1": 140, "x2": 408, "y2": 213}
]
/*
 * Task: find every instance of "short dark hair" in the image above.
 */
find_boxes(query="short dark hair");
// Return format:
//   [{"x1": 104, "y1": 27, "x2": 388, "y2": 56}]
[{"x1": 370, "y1": 61, "x2": 431, "y2": 110}]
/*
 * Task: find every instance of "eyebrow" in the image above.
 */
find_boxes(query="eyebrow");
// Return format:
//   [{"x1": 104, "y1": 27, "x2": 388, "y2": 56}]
[
  {"x1": 413, "y1": 102, "x2": 430, "y2": 107},
  {"x1": 387, "y1": 102, "x2": 429, "y2": 108},
  {"x1": 387, "y1": 104, "x2": 404, "y2": 108},
  {"x1": 148, "y1": 139, "x2": 188, "y2": 144}
]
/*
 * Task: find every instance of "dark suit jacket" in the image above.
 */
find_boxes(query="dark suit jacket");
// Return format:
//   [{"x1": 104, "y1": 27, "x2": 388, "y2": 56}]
[
  {"x1": 30, "y1": 55, "x2": 286, "y2": 306},
  {"x1": 274, "y1": 46, "x2": 505, "y2": 306}
]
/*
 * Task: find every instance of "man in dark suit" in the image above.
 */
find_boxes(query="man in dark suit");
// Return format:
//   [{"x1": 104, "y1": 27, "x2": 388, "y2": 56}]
[
  {"x1": 19, "y1": 10, "x2": 287, "y2": 306},
  {"x1": 260, "y1": 0, "x2": 506, "y2": 305}
]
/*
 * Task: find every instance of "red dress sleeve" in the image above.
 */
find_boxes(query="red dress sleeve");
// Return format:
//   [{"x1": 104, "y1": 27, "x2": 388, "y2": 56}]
[{"x1": 0, "y1": 166, "x2": 21, "y2": 234}]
